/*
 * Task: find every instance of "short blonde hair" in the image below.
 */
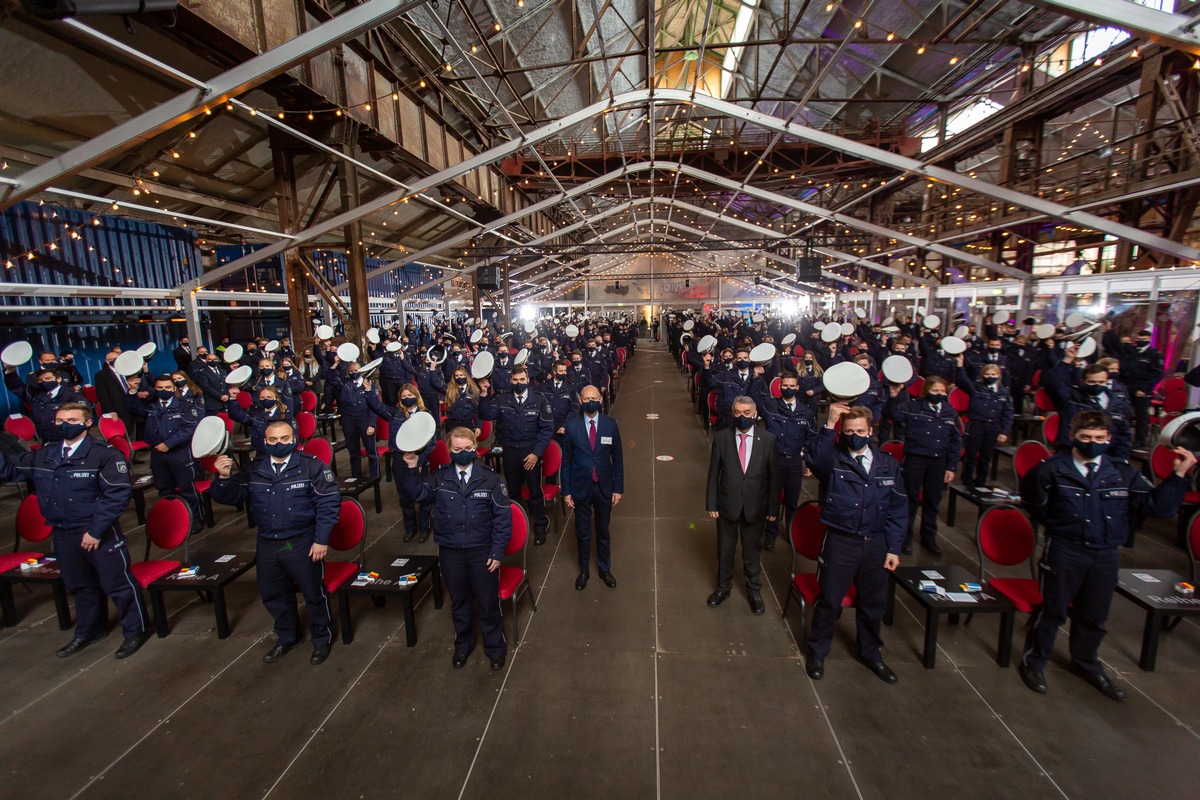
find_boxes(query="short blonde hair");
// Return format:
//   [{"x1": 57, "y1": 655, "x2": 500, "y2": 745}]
[{"x1": 446, "y1": 426, "x2": 477, "y2": 448}]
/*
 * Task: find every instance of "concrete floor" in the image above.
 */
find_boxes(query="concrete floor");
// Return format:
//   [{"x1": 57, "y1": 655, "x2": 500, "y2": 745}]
[{"x1": 2, "y1": 341, "x2": 1199, "y2": 800}]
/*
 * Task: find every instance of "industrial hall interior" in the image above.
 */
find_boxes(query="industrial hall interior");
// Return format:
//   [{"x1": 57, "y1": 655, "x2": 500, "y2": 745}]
[{"x1": 5, "y1": 0, "x2": 1200, "y2": 796}]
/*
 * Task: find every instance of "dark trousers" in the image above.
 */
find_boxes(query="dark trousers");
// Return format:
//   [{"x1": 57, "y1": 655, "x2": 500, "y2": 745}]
[
  {"x1": 903, "y1": 454, "x2": 948, "y2": 546},
  {"x1": 1023, "y1": 538, "x2": 1119, "y2": 675},
  {"x1": 53, "y1": 528, "x2": 147, "y2": 639},
  {"x1": 1131, "y1": 393, "x2": 1151, "y2": 445},
  {"x1": 341, "y1": 417, "x2": 378, "y2": 479},
  {"x1": 806, "y1": 532, "x2": 888, "y2": 661},
  {"x1": 150, "y1": 448, "x2": 200, "y2": 527},
  {"x1": 440, "y1": 544, "x2": 505, "y2": 659},
  {"x1": 764, "y1": 455, "x2": 805, "y2": 543},
  {"x1": 502, "y1": 447, "x2": 547, "y2": 537},
  {"x1": 256, "y1": 533, "x2": 332, "y2": 647},
  {"x1": 963, "y1": 421, "x2": 1000, "y2": 488},
  {"x1": 381, "y1": 378, "x2": 401, "y2": 406},
  {"x1": 716, "y1": 513, "x2": 763, "y2": 594},
  {"x1": 574, "y1": 481, "x2": 613, "y2": 572}
]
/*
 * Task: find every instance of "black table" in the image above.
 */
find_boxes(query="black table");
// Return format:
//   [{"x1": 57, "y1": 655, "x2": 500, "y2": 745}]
[
  {"x1": 884, "y1": 564, "x2": 1016, "y2": 668},
  {"x1": 131, "y1": 473, "x2": 155, "y2": 524},
  {"x1": 0, "y1": 560, "x2": 72, "y2": 630},
  {"x1": 147, "y1": 551, "x2": 257, "y2": 639},
  {"x1": 336, "y1": 554, "x2": 443, "y2": 646},
  {"x1": 946, "y1": 484, "x2": 1019, "y2": 527},
  {"x1": 1114, "y1": 568, "x2": 1200, "y2": 671},
  {"x1": 1011, "y1": 413, "x2": 1045, "y2": 444},
  {"x1": 989, "y1": 444, "x2": 1016, "y2": 483},
  {"x1": 339, "y1": 475, "x2": 383, "y2": 514}
]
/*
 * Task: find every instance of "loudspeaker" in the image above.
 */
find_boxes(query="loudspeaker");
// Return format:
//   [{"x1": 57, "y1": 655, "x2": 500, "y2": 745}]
[
  {"x1": 477, "y1": 264, "x2": 502, "y2": 290},
  {"x1": 796, "y1": 256, "x2": 822, "y2": 280}
]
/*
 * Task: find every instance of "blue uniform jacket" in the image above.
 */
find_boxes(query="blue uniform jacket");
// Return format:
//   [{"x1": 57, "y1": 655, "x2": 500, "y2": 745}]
[
  {"x1": 1057, "y1": 388, "x2": 1134, "y2": 462},
  {"x1": 884, "y1": 393, "x2": 963, "y2": 469},
  {"x1": 0, "y1": 435, "x2": 131, "y2": 537},
  {"x1": 4, "y1": 371, "x2": 90, "y2": 442},
  {"x1": 955, "y1": 368, "x2": 1014, "y2": 431},
  {"x1": 749, "y1": 379, "x2": 818, "y2": 459},
  {"x1": 1023, "y1": 451, "x2": 1186, "y2": 548},
  {"x1": 226, "y1": 400, "x2": 295, "y2": 454},
  {"x1": 443, "y1": 391, "x2": 479, "y2": 430},
  {"x1": 537, "y1": 378, "x2": 581, "y2": 430},
  {"x1": 381, "y1": 352, "x2": 416, "y2": 384},
  {"x1": 363, "y1": 392, "x2": 435, "y2": 467},
  {"x1": 560, "y1": 412, "x2": 624, "y2": 499},
  {"x1": 479, "y1": 390, "x2": 554, "y2": 455},
  {"x1": 399, "y1": 463, "x2": 512, "y2": 560},
  {"x1": 210, "y1": 452, "x2": 340, "y2": 544},
  {"x1": 125, "y1": 394, "x2": 201, "y2": 452},
  {"x1": 806, "y1": 428, "x2": 907, "y2": 554}
]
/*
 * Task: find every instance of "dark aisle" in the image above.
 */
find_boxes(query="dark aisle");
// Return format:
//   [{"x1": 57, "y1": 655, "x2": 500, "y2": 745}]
[{"x1": 1, "y1": 340, "x2": 1198, "y2": 799}]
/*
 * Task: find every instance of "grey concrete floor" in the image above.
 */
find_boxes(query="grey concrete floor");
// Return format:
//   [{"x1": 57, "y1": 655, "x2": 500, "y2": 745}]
[{"x1": 2, "y1": 341, "x2": 1199, "y2": 800}]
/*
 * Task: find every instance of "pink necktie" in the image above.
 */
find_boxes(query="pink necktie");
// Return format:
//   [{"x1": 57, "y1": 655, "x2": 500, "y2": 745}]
[
  {"x1": 589, "y1": 419, "x2": 598, "y2": 482},
  {"x1": 738, "y1": 433, "x2": 749, "y2": 473}
]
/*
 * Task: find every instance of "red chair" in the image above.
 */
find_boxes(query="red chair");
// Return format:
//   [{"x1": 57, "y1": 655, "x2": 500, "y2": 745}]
[
  {"x1": 0, "y1": 495, "x2": 71, "y2": 629},
  {"x1": 477, "y1": 419, "x2": 496, "y2": 467},
  {"x1": 706, "y1": 390, "x2": 718, "y2": 436},
  {"x1": 1149, "y1": 445, "x2": 1200, "y2": 505},
  {"x1": 1163, "y1": 388, "x2": 1188, "y2": 415},
  {"x1": 237, "y1": 391, "x2": 253, "y2": 411},
  {"x1": 782, "y1": 502, "x2": 854, "y2": 643},
  {"x1": 191, "y1": 455, "x2": 220, "y2": 528},
  {"x1": 499, "y1": 502, "x2": 537, "y2": 646},
  {"x1": 301, "y1": 436, "x2": 335, "y2": 470},
  {"x1": 1031, "y1": 369, "x2": 1042, "y2": 389},
  {"x1": 324, "y1": 499, "x2": 367, "y2": 596},
  {"x1": 1033, "y1": 387, "x2": 1055, "y2": 413},
  {"x1": 99, "y1": 416, "x2": 148, "y2": 454},
  {"x1": 907, "y1": 375, "x2": 925, "y2": 398},
  {"x1": 375, "y1": 417, "x2": 393, "y2": 481},
  {"x1": 880, "y1": 440, "x2": 904, "y2": 463},
  {"x1": 4, "y1": 414, "x2": 40, "y2": 449},
  {"x1": 131, "y1": 498, "x2": 189, "y2": 588},
  {"x1": 949, "y1": 387, "x2": 970, "y2": 414},
  {"x1": 295, "y1": 411, "x2": 317, "y2": 443},
  {"x1": 521, "y1": 440, "x2": 562, "y2": 519},
  {"x1": 81, "y1": 385, "x2": 98, "y2": 404},
  {"x1": 1162, "y1": 376, "x2": 1186, "y2": 395},
  {"x1": 216, "y1": 412, "x2": 234, "y2": 433},
  {"x1": 300, "y1": 390, "x2": 317, "y2": 412},
  {"x1": 975, "y1": 504, "x2": 1042, "y2": 613},
  {"x1": 769, "y1": 377, "x2": 782, "y2": 399},
  {"x1": 107, "y1": 435, "x2": 153, "y2": 524},
  {"x1": 1013, "y1": 440, "x2": 1051, "y2": 483},
  {"x1": 429, "y1": 439, "x2": 451, "y2": 469},
  {"x1": 1041, "y1": 412, "x2": 1059, "y2": 445}
]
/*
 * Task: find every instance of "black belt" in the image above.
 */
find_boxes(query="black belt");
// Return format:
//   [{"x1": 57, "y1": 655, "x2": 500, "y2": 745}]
[{"x1": 830, "y1": 528, "x2": 874, "y2": 541}]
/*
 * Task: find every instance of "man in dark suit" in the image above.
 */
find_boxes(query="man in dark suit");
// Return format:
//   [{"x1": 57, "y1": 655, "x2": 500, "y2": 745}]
[
  {"x1": 93, "y1": 350, "x2": 136, "y2": 434},
  {"x1": 705, "y1": 395, "x2": 780, "y2": 615},
  {"x1": 173, "y1": 337, "x2": 194, "y2": 372},
  {"x1": 561, "y1": 384, "x2": 624, "y2": 590}
]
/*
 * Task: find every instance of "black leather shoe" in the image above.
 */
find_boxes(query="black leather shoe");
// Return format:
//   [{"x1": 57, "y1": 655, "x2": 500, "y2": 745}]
[
  {"x1": 748, "y1": 594, "x2": 766, "y2": 615},
  {"x1": 417, "y1": 530, "x2": 430, "y2": 543},
  {"x1": 56, "y1": 631, "x2": 107, "y2": 658},
  {"x1": 490, "y1": 655, "x2": 506, "y2": 672},
  {"x1": 576, "y1": 572, "x2": 588, "y2": 590},
  {"x1": 858, "y1": 657, "x2": 898, "y2": 684},
  {"x1": 598, "y1": 570, "x2": 617, "y2": 588},
  {"x1": 114, "y1": 631, "x2": 150, "y2": 659},
  {"x1": 403, "y1": 530, "x2": 416, "y2": 542},
  {"x1": 310, "y1": 644, "x2": 332, "y2": 665},
  {"x1": 1073, "y1": 666, "x2": 1125, "y2": 700},
  {"x1": 452, "y1": 652, "x2": 470, "y2": 669},
  {"x1": 762, "y1": 538, "x2": 775, "y2": 552},
  {"x1": 1020, "y1": 664, "x2": 1048, "y2": 694},
  {"x1": 901, "y1": 540, "x2": 913, "y2": 555},
  {"x1": 706, "y1": 590, "x2": 730, "y2": 608},
  {"x1": 534, "y1": 534, "x2": 547, "y2": 546},
  {"x1": 922, "y1": 541, "x2": 944, "y2": 557},
  {"x1": 263, "y1": 640, "x2": 299, "y2": 663},
  {"x1": 806, "y1": 654, "x2": 825, "y2": 680}
]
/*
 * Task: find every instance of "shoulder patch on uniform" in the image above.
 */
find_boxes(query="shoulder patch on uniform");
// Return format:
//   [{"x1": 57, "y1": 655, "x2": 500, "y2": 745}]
[
  {"x1": 116, "y1": 462, "x2": 128, "y2": 473},
  {"x1": 324, "y1": 469, "x2": 334, "y2": 482},
  {"x1": 498, "y1": 482, "x2": 508, "y2": 496}
]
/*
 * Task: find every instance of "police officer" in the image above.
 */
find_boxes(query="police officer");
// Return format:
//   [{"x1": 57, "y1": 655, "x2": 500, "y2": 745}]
[
  {"x1": 1019, "y1": 410, "x2": 1196, "y2": 699},
  {"x1": 227, "y1": 385, "x2": 295, "y2": 455},
  {"x1": 804, "y1": 402, "x2": 907, "y2": 684},
  {"x1": 884, "y1": 376, "x2": 962, "y2": 556},
  {"x1": 538, "y1": 359, "x2": 580, "y2": 445},
  {"x1": 479, "y1": 365, "x2": 554, "y2": 545},
  {"x1": 750, "y1": 370, "x2": 817, "y2": 550},
  {"x1": 705, "y1": 346, "x2": 755, "y2": 429},
  {"x1": 364, "y1": 379, "x2": 435, "y2": 541},
  {"x1": 126, "y1": 374, "x2": 203, "y2": 529},
  {"x1": 193, "y1": 352, "x2": 231, "y2": 415},
  {"x1": 0, "y1": 402, "x2": 149, "y2": 658},
  {"x1": 955, "y1": 358, "x2": 1014, "y2": 489},
  {"x1": 399, "y1": 427, "x2": 512, "y2": 671},
  {"x1": 210, "y1": 419, "x2": 341, "y2": 665},
  {"x1": 380, "y1": 343, "x2": 415, "y2": 406},
  {"x1": 3, "y1": 365, "x2": 89, "y2": 442},
  {"x1": 324, "y1": 359, "x2": 378, "y2": 479},
  {"x1": 412, "y1": 350, "x2": 447, "y2": 433},
  {"x1": 491, "y1": 348, "x2": 514, "y2": 395},
  {"x1": 1119, "y1": 329, "x2": 1163, "y2": 448},
  {"x1": 1055, "y1": 363, "x2": 1134, "y2": 462}
]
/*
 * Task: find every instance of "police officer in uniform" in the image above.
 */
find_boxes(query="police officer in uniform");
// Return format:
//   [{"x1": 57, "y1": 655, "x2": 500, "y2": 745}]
[
  {"x1": 1119, "y1": 330, "x2": 1163, "y2": 448},
  {"x1": 955, "y1": 358, "x2": 1014, "y2": 488},
  {"x1": 3, "y1": 365, "x2": 90, "y2": 442},
  {"x1": 211, "y1": 420, "x2": 341, "y2": 665},
  {"x1": 126, "y1": 374, "x2": 203, "y2": 529},
  {"x1": 1019, "y1": 410, "x2": 1196, "y2": 699},
  {"x1": 399, "y1": 427, "x2": 512, "y2": 670},
  {"x1": 0, "y1": 402, "x2": 149, "y2": 658},
  {"x1": 538, "y1": 359, "x2": 580, "y2": 446},
  {"x1": 479, "y1": 365, "x2": 554, "y2": 545},
  {"x1": 750, "y1": 370, "x2": 817, "y2": 550},
  {"x1": 804, "y1": 402, "x2": 907, "y2": 683}
]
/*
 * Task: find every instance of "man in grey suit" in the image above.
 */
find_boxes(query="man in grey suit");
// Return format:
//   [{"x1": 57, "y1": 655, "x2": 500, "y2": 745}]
[{"x1": 705, "y1": 395, "x2": 780, "y2": 615}]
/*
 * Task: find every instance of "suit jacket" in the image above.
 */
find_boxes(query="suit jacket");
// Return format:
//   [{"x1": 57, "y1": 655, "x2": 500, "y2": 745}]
[
  {"x1": 706, "y1": 425, "x2": 780, "y2": 524},
  {"x1": 173, "y1": 346, "x2": 193, "y2": 372},
  {"x1": 560, "y1": 412, "x2": 624, "y2": 499},
  {"x1": 93, "y1": 365, "x2": 134, "y2": 428}
]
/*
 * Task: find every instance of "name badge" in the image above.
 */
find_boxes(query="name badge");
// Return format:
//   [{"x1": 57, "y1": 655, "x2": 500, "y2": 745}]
[
  {"x1": 472, "y1": 491, "x2": 489, "y2": 499},
  {"x1": 877, "y1": 478, "x2": 895, "y2": 487},
  {"x1": 600, "y1": 436, "x2": 613, "y2": 445},
  {"x1": 1104, "y1": 489, "x2": 1129, "y2": 498},
  {"x1": 70, "y1": 471, "x2": 92, "y2": 479},
  {"x1": 286, "y1": 482, "x2": 307, "y2": 491}
]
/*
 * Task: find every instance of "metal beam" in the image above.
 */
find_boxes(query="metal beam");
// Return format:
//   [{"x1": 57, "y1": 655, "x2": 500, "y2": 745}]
[
  {"x1": 1030, "y1": 0, "x2": 1200, "y2": 57},
  {"x1": 0, "y1": 0, "x2": 426, "y2": 209}
]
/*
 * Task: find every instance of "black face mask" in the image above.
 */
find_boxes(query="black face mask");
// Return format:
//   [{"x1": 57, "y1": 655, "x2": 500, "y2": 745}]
[
  {"x1": 400, "y1": 396, "x2": 418, "y2": 407},
  {"x1": 780, "y1": 387, "x2": 799, "y2": 399},
  {"x1": 928, "y1": 394, "x2": 946, "y2": 405},
  {"x1": 1136, "y1": 340, "x2": 1151, "y2": 349},
  {"x1": 987, "y1": 348, "x2": 1001, "y2": 355},
  {"x1": 455, "y1": 377, "x2": 468, "y2": 386},
  {"x1": 260, "y1": 368, "x2": 273, "y2": 376},
  {"x1": 734, "y1": 415, "x2": 756, "y2": 431},
  {"x1": 174, "y1": 380, "x2": 188, "y2": 388},
  {"x1": 1084, "y1": 383, "x2": 1106, "y2": 396},
  {"x1": 555, "y1": 373, "x2": 567, "y2": 381},
  {"x1": 513, "y1": 383, "x2": 529, "y2": 394},
  {"x1": 734, "y1": 359, "x2": 749, "y2": 371}
]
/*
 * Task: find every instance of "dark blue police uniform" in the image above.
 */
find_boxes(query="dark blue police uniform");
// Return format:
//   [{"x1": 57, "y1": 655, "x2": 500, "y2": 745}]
[
  {"x1": 399, "y1": 460, "x2": 512, "y2": 660},
  {"x1": 4, "y1": 370, "x2": 90, "y2": 442},
  {"x1": 479, "y1": 387, "x2": 554, "y2": 542},
  {"x1": 805, "y1": 428, "x2": 907, "y2": 662},
  {"x1": 325, "y1": 370, "x2": 378, "y2": 479},
  {"x1": 885, "y1": 391, "x2": 962, "y2": 550},
  {"x1": 226, "y1": 399, "x2": 296, "y2": 455},
  {"x1": 955, "y1": 367, "x2": 1014, "y2": 488},
  {"x1": 0, "y1": 435, "x2": 145, "y2": 640},
  {"x1": 365, "y1": 392, "x2": 435, "y2": 539},
  {"x1": 210, "y1": 452, "x2": 341, "y2": 647},
  {"x1": 1058, "y1": 388, "x2": 1134, "y2": 462},
  {"x1": 380, "y1": 350, "x2": 416, "y2": 405},
  {"x1": 126, "y1": 393, "x2": 202, "y2": 525},
  {"x1": 750, "y1": 378, "x2": 818, "y2": 546},
  {"x1": 536, "y1": 375, "x2": 581, "y2": 445}
]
